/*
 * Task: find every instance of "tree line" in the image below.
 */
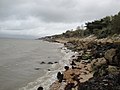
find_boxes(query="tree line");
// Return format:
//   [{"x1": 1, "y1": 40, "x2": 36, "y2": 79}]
[{"x1": 50, "y1": 12, "x2": 120, "y2": 39}]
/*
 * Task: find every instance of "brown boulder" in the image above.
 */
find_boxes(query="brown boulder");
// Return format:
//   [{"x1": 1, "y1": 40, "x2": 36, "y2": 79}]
[
  {"x1": 105, "y1": 49, "x2": 116, "y2": 64},
  {"x1": 106, "y1": 65, "x2": 119, "y2": 75},
  {"x1": 91, "y1": 57, "x2": 107, "y2": 71}
]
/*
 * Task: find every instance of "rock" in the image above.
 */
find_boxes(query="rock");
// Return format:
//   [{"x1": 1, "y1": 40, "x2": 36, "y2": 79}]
[
  {"x1": 105, "y1": 47, "x2": 120, "y2": 66},
  {"x1": 72, "y1": 66, "x2": 77, "y2": 69},
  {"x1": 48, "y1": 62, "x2": 53, "y2": 64},
  {"x1": 72, "y1": 75, "x2": 80, "y2": 82},
  {"x1": 70, "y1": 61, "x2": 76, "y2": 65},
  {"x1": 106, "y1": 65, "x2": 119, "y2": 74},
  {"x1": 104, "y1": 49, "x2": 116, "y2": 64},
  {"x1": 72, "y1": 55, "x2": 75, "y2": 58},
  {"x1": 57, "y1": 72, "x2": 63, "y2": 82},
  {"x1": 48, "y1": 69, "x2": 51, "y2": 71},
  {"x1": 40, "y1": 61, "x2": 46, "y2": 64},
  {"x1": 78, "y1": 72, "x2": 120, "y2": 90},
  {"x1": 54, "y1": 61, "x2": 58, "y2": 63},
  {"x1": 64, "y1": 83, "x2": 74, "y2": 90},
  {"x1": 64, "y1": 66, "x2": 69, "y2": 71},
  {"x1": 82, "y1": 54, "x2": 92, "y2": 60},
  {"x1": 37, "y1": 86, "x2": 43, "y2": 90},
  {"x1": 77, "y1": 56, "x2": 82, "y2": 61},
  {"x1": 93, "y1": 66, "x2": 108, "y2": 77},
  {"x1": 91, "y1": 57, "x2": 107, "y2": 71},
  {"x1": 34, "y1": 68, "x2": 41, "y2": 70}
]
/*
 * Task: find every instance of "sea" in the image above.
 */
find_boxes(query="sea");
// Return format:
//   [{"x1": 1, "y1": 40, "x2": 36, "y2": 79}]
[{"x1": 0, "y1": 38, "x2": 75, "y2": 90}]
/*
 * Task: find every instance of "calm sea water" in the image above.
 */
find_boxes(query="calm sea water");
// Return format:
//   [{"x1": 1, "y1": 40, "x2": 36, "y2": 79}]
[{"x1": 0, "y1": 38, "x2": 64, "y2": 90}]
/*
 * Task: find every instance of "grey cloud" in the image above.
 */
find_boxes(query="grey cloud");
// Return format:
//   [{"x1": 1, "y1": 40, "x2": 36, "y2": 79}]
[
  {"x1": 0, "y1": 0, "x2": 120, "y2": 37},
  {"x1": 0, "y1": 0, "x2": 120, "y2": 22}
]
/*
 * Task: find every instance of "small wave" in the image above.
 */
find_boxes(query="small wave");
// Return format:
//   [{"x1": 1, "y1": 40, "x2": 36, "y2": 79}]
[{"x1": 19, "y1": 47, "x2": 76, "y2": 90}]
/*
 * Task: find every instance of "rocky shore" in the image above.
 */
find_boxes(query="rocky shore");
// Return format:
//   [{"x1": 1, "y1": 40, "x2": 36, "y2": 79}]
[{"x1": 38, "y1": 36, "x2": 120, "y2": 90}]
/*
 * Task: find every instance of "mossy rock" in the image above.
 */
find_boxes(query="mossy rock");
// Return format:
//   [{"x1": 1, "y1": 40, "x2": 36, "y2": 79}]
[
  {"x1": 91, "y1": 58, "x2": 107, "y2": 71},
  {"x1": 104, "y1": 49, "x2": 116, "y2": 64},
  {"x1": 106, "y1": 65, "x2": 119, "y2": 74},
  {"x1": 82, "y1": 54, "x2": 92, "y2": 60}
]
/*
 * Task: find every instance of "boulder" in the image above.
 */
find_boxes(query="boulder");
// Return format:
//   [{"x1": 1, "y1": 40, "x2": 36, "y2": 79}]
[
  {"x1": 34, "y1": 68, "x2": 41, "y2": 70},
  {"x1": 93, "y1": 65, "x2": 108, "y2": 77},
  {"x1": 70, "y1": 61, "x2": 76, "y2": 65},
  {"x1": 106, "y1": 65, "x2": 119, "y2": 75},
  {"x1": 48, "y1": 62, "x2": 53, "y2": 64},
  {"x1": 64, "y1": 66, "x2": 69, "y2": 71},
  {"x1": 105, "y1": 48, "x2": 120, "y2": 66},
  {"x1": 91, "y1": 57, "x2": 107, "y2": 71},
  {"x1": 48, "y1": 69, "x2": 51, "y2": 71},
  {"x1": 54, "y1": 61, "x2": 58, "y2": 63},
  {"x1": 104, "y1": 49, "x2": 116, "y2": 64},
  {"x1": 40, "y1": 61, "x2": 46, "y2": 64},
  {"x1": 37, "y1": 86, "x2": 43, "y2": 90},
  {"x1": 78, "y1": 72, "x2": 120, "y2": 90},
  {"x1": 57, "y1": 72, "x2": 63, "y2": 82}
]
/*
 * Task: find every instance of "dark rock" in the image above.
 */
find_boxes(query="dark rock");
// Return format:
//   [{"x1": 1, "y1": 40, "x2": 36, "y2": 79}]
[
  {"x1": 40, "y1": 61, "x2": 46, "y2": 64},
  {"x1": 74, "y1": 57, "x2": 82, "y2": 62},
  {"x1": 80, "y1": 77, "x2": 83, "y2": 79},
  {"x1": 47, "y1": 62, "x2": 53, "y2": 64},
  {"x1": 78, "y1": 72, "x2": 120, "y2": 90},
  {"x1": 37, "y1": 86, "x2": 43, "y2": 90},
  {"x1": 83, "y1": 72, "x2": 87, "y2": 74},
  {"x1": 72, "y1": 66, "x2": 77, "y2": 69},
  {"x1": 70, "y1": 73, "x2": 75, "y2": 76},
  {"x1": 54, "y1": 61, "x2": 58, "y2": 63},
  {"x1": 64, "y1": 83, "x2": 75, "y2": 90},
  {"x1": 57, "y1": 72, "x2": 63, "y2": 82},
  {"x1": 85, "y1": 68, "x2": 89, "y2": 71},
  {"x1": 47, "y1": 69, "x2": 51, "y2": 71},
  {"x1": 72, "y1": 75, "x2": 80, "y2": 83},
  {"x1": 91, "y1": 43, "x2": 118, "y2": 59},
  {"x1": 78, "y1": 67, "x2": 82, "y2": 69},
  {"x1": 93, "y1": 65, "x2": 108, "y2": 77},
  {"x1": 76, "y1": 56, "x2": 82, "y2": 62},
  {"x1": 34, "y1": 68, "x2": 41, "y2": 70},
  {"x1": 72, "y1": 55, "x2": 75, "y2": 57},
  {"x1": 64, "y1": 66, "x2": 69, "y2": 71},
  {"x1": 70, "y1": 61, "x2": 76, "y2": 65}
]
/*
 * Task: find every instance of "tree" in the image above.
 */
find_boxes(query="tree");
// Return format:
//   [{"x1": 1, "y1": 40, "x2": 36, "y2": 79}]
[{"x1": 111, "y1": 12, "x2": 120, "y2": 34}]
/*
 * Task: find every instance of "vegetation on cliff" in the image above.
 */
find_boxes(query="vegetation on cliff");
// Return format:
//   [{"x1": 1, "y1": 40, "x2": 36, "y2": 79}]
[{"x1": 40, "y1": 11, "x2": 120, "y2": 41}]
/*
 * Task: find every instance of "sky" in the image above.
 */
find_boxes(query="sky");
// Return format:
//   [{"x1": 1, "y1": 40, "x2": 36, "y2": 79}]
[{"x1": 0, "y1": 0, "x2": 120, "y2": 38}]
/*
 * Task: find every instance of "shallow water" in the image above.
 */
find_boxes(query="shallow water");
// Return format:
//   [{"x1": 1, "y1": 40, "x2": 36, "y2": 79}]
[{"x1": 0, "y1": 38, "x2": 64, "y2": 90}]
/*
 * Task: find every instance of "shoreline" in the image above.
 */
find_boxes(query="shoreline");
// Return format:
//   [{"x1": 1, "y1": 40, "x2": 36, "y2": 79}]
[
  {"x1": 49, "y1": 42, "x2": 94, "y2": 90},
  {"x1": 19, "y1": 42, "x2": 76, "y2": 90},
  {"x1": 43, "y1": 36, "x2": 120, "y2": 90}
]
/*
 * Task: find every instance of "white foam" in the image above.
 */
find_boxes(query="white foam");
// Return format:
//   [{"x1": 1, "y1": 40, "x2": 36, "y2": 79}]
[{"x1": 19, "y1": 47, "x2": 76, "y2": 90}]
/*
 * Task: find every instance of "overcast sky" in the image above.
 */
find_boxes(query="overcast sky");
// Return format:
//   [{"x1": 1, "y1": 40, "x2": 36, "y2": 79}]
[{"x1": 0, "y1": 0, "x2": 120, "y2": 38}]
